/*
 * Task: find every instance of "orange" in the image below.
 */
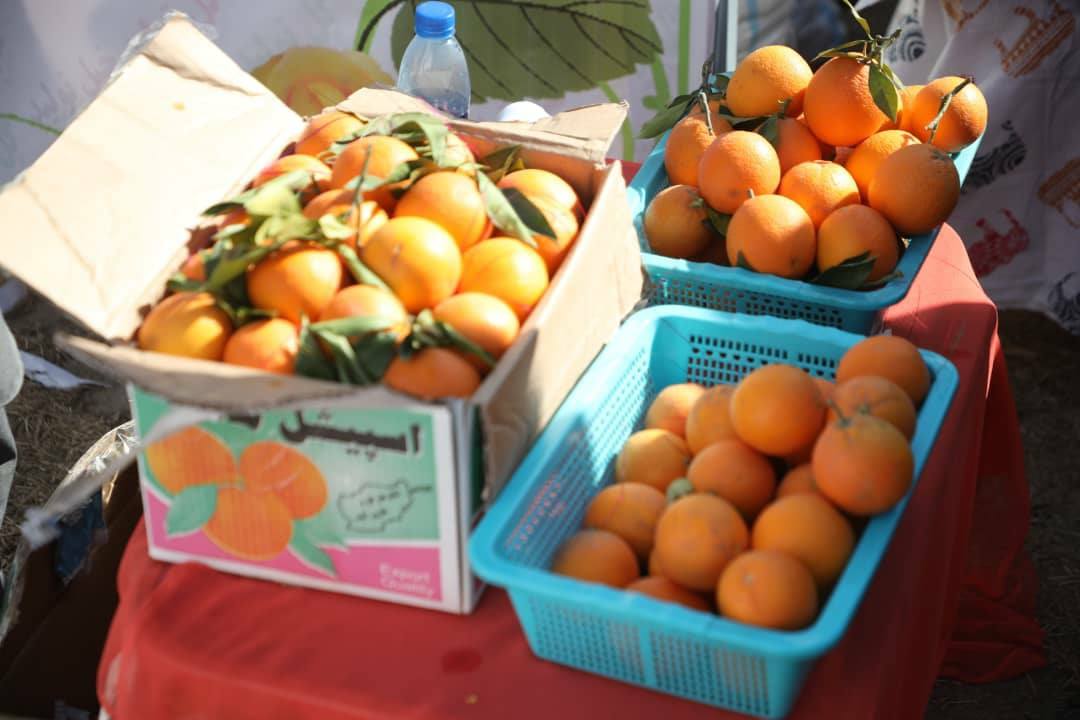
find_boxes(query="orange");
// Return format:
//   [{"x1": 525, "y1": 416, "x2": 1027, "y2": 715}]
[
  {"x1": 137, "y1": 291, "x2": 232, "y2": 361},
  {"x1": 908, "y1": 76, "x2": 987, "y2": 152},
  {"x1": 814, "y1": 377, "x2": 836, "y2": 404},
  {"x1": 145, "y1": 426, "x2": 236, "y2": 495},
  {"x1": 653, "y1": 494, "x2": 749, "y2": 592},
  {"x1": 813, "y1": 413, "x2": 914, "y2": 516},
  {"x1": 523, "y1": 193, "x2": 579, "y2": 274},
  {"x1": 459, "y1": 238, "x2": 549, "y2": 321},
  {"x1": 302, "y1": 189, "x2": 387, "y2": 250},
  {"x1": 318, "y1": 284, "x2": 411, "y2": 341},
  {"x1": 778, "y1": 160, "x2": 860, "y2": 228},
  {"x1": 644, "y1": 185, "x2": 716, "y2": 259},
  {"x1": 295, "y1": 110, "x2": 363, "y2": 157},
  {"x1": 583, "y1": 482, "x2": 667, "y2": 559},
  {"x1": 645, "y1": 383, "x2": 705, "y2": 438},
  {"x1": 203, "y1": 486, "x2": 293, "y2": 561},
  {"x1": 383, "y1": 347, "x2": 481, "y2": 399},
  {"x1": 394, "y1": 171, "x2": 492, "y2": 252},
  {"x1": 252, "y1": 154, "x2": 331, "y2": 191},
  {"x1": 361, "y1": 217, "x2": 462, "y2": 313},
  {"x1": 868, "y1": 143, "x2": 960, "y2": 236},
  {"x1": 836, "y1": 334, "x2": 931, "y2": 406},
  {"x1": 817, "y1": 204, "x2": 899, "y2": 282},
  {"x1": 803, "y1": 57, "x2": 888, "y2": 148},
  {"x1": 878, "y1": 84, "x2": 923, "y2": 132},
  {"x1": 898, "y1": 84, "x2": 925, "y2": 134},
  {"x1": 726, "y1": 45, "x2": 812, "y2": 118},
  {"x1": 628, "y1": 576, "x2": 711, "y2": 612},
  {"x1": 222, "y1": 318, "x2": 300, "y2": 375},
  {"x1": 329, "y1": 135, "x2": 420, "y2": 211},
  {"x1": 775, "y1": 117, "x2": 823, "y2": 174},
  {"x1": 844, "y1": 129, "x2": 920, "y2": 200},
  {"x1": 687, "y1": 439, "x2": 777, "y2": 520},
  {"x1": 319, "y1": 284, "x2": 410, "y2": 341},
  {"x1": 685, "y1": 385, "x2": 738, "y2": 454},
  {"x1": 497, "y1": 168, "x2": 585, "y2": 221},
  {"x1": 698, "y1": 131, "x2": 781, "y2": 214},
  {"x1": 615, "y1": 429, "x2": 692, "y2": 492},
  {"x1": 432, "y1": 292, "x2": 521, "y2": 368},
  {"x1": 690, "y1": 238, "x2": 730, "y2": 267},
  {"x1": 648, "y1": 547, "x2": 664, "y2": 577},
  {"x1": 717, "y1": 549, "x2": 819, "y2": 630},
  {"x1": 550, "y1": 529, "x2": 640, "y2": 588},
  {"x1": 731, "y1": 364, "x2": 826, "y2": 457},
  {"x1": 752, "y1": 494, "x2": 855, "y2": 589},
  {"x1": 240, "y1": 441, "x2": 328, "y2": 519},
  {"x1": 180, "y1": 251, "x2": 206, "y2": 282},
  {"x1": 246, "y1": 244, "x2": 343, "y2": 324},
  {"x1": 664, "y1": 111, "x2": 734, "y2": 187},
  {"x1": 776, "y1": 463, "x2": 818, "y2": 499},
  {"x1": 725, "y1": 194, "x2": 816, "y2": 279},
  {"x1": 829, "y1": 375, "x2": 917, "y2": 440}
]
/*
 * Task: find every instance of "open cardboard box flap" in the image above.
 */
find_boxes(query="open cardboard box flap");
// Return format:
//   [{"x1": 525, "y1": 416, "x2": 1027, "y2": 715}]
[{"x1": 0, "y1": 13, "x2": 642, "y2": 497}]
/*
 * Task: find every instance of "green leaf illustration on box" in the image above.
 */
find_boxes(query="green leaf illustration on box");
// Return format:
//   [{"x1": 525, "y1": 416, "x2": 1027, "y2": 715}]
[
  {"x1": 290, "y1": 522, "x2": 339, "y2": 577},
  {"x1": 166, "y1": 484, "x2": 219, "y2": 537},
  {"x1": 356, "y1": 0, "x2": 663, "y2": 102}
]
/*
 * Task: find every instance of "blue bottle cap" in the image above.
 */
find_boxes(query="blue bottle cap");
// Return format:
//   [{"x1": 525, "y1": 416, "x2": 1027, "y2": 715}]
[{"x1": 415, "y1": 2, "x2": 455, "y2": 39}]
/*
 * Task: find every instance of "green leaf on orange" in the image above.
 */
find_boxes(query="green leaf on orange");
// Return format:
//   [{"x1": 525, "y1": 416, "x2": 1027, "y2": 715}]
[
  {"x1": 869, "y1": 64, "x2": 900, "y2": 123},
  {"x1": 475, "y1": 172, "x2": 539, "y2": 247},
  {"x1": 166, "y1": 484, "x2": 218, "y2": 536},
  {"x1": 810, "y1": 252, "x2": 876, "y2": 289}
]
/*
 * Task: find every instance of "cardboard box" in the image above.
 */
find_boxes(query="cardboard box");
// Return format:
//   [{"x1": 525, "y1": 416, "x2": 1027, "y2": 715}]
[{"x1": 0, "y1": 15, "x2": 642, "y2": 613}]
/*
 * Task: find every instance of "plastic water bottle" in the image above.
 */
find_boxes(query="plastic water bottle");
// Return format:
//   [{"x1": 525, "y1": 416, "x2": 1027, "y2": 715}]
[{"x1": 397, "y1": 1, "x2": 471, "y2": 119}]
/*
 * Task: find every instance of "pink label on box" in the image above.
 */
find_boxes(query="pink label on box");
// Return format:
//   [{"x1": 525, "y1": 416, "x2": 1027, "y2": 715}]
[{"x1": 145, "y1": 491, "x2": 443, "y2": 601}]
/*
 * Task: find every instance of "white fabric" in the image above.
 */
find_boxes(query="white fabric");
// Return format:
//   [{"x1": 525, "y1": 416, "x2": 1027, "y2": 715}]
[{"x1": 884, "y1": 0, "x2": 1080, "y2": 332}]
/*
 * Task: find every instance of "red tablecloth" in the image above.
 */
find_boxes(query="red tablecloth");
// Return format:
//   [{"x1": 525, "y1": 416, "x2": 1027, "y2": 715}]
[{"x1": 98, "y1": 177, "x2": 1045, "y2": 719}]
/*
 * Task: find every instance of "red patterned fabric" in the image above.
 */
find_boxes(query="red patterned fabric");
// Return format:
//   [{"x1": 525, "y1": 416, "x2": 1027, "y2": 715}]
[{"x1": 98, "y1": 224, "x2": 1043, "y2": 719}]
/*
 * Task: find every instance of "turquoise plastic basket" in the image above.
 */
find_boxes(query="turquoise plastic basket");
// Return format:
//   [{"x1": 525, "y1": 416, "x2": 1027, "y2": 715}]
[
  {"x1": 627, "y1": 132, "x2": 983, "y2": 334},
  {"x1": 469, "y1": 307, "x2": 958, "y2": 718}
]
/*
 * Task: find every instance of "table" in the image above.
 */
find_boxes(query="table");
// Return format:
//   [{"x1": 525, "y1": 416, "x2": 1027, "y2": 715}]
[{"x1": 97, "y1": 168, "x2": 1045, "y2": 719}]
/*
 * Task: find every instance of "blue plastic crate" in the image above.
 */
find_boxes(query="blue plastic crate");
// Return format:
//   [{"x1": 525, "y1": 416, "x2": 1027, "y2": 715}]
[
  {"x1": 627, "y1": 131, "x2": 983, "y2": 334},
  {"x1": 470, "y1": 307, "x2": 958, "y2": 718}
]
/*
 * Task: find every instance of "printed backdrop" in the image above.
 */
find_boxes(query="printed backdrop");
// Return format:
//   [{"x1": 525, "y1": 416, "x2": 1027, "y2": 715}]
[{"x1": 868, "y1": 0, "x2": 1080, "y2": 332}]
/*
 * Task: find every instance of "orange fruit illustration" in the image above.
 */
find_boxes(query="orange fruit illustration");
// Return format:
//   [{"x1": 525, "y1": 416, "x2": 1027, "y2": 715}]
[
  {"x1": 239, "y1": 441, "x2": 329, "y2": 519},
  {"x1": 137, "y1": 291, "x2": 232, "y2": 361},
  {"x1": 550, "y1": 529, "x2": 640, "y2": 588},
  {"x1": 583, "y1": 482, "x2": 667, "y2": 560},
  {"x1": 203, "y1": 486, "x2": 293, "y2": 561},
  {"x1": 145, "y1": 426, "x2": 237, "y2": 495},
  {"x1": 717, "y1": 549, "x2": 819, "y2": 630}
]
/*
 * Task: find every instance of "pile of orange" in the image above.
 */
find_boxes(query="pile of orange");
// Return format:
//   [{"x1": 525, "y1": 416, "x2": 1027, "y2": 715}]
[
  {"x1": 644, "y1": 44, "x2": 986, "y2": 288},
  {"x1": 136, "y1": 109, "x2": 586, "y2": 401},
  {"x1": 551, "y1": 333, "x2": 930, "y2": 631}
]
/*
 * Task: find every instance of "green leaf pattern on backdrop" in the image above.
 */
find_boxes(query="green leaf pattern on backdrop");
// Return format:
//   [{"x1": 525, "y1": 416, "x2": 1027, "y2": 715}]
[
  {"x1": 358, "y1": 1, "x2": 662, "y2": 103},
  {"x1": 290, "y1": 523, "x2": 339, "y2": 577}
]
